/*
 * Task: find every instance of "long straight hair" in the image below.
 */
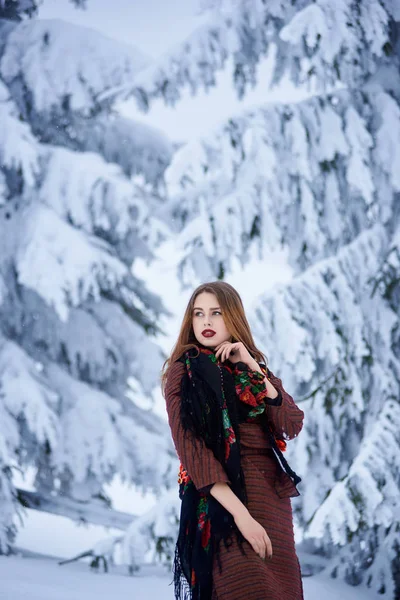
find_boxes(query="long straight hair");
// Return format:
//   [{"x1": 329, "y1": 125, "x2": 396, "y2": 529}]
[{"x1": 160, "y1": 281, "x2": 268, "y2": 395}]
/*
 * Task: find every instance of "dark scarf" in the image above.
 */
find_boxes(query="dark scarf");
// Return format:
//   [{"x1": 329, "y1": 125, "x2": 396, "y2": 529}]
[{"x1": 173, "y1": 345, "x2": 301, "y2": 600}]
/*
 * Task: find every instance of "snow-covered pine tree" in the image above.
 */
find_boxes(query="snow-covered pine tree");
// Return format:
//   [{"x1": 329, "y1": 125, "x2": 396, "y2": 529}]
[
  {"x1": 106, "y1": 0, "x2": 400, "y2": 109},
  {"x1": 0, "y1": 10, "x2": 177, "y2": 553},
  {"x1": 165, "y1": 87, "x2": 399, "y2": 282},
  {"x1": 250, "y1": 224, "x2": 400, "y2": 598},
  {"x1": 115, "y1": 0, "x2": 400, "y2": 596}
]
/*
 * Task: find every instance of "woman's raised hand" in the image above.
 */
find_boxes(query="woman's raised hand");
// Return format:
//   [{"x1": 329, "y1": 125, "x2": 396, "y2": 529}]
[
  {"x1": 214, "y1": 340, "x2": 254, "y2": 366},
  {"x1": 234, "y1": 509, "x2": 273, "y2": 560}
]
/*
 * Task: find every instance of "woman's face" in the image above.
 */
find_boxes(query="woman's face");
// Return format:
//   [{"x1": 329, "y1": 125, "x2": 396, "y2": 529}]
[{"x1": 191, "y1": 291, "x2": 232, "y2": 349}]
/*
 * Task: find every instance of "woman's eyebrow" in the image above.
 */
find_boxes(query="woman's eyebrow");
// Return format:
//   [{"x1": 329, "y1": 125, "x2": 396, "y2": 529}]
[{"x1": 192, "y1": 306, "x2": 221, "y2": 311}]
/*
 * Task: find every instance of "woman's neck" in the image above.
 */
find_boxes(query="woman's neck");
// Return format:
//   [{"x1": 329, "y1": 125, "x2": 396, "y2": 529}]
[{"x1": 197, "y1": 341, "x2": 215, "y2": 351}]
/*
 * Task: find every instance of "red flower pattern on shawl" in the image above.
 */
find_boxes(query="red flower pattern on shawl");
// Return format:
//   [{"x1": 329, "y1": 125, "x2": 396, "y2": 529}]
[{"x1": 233, "y1": 362, "x2": 287, "y2": 451}]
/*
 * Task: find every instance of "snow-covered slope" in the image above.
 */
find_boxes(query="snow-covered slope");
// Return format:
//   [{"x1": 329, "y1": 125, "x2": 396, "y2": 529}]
[{"x1": 0, "y1": 551, "x2": 385, "y2": 600}]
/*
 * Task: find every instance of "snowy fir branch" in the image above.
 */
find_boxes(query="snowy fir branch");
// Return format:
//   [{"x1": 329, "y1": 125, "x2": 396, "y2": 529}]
[
  {"x1": 102, "y1": 0, "x2": 399, "y2": 110},
  {"x1": 164, "y1": 87, "x2": 400, "y2": 287}
]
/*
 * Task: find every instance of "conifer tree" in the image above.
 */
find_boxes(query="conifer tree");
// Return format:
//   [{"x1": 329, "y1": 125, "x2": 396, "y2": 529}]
[{"x1": 0, "y1": 7, "x2": 176, "y2": 553}]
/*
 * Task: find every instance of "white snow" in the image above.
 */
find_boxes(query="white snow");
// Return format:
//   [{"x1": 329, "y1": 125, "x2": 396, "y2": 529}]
[
  {"x1": 0, "y1": 80, "x2": 39, "y2": 186},
  {"x1": 0, "y1": 19, "x2": 149, "y2": 114},
  {"x1": 0, "y1": 551, "x2": 384, "y2": 600}
]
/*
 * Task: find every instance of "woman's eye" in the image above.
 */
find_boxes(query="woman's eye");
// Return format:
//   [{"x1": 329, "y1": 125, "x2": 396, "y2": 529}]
[{"x1": 194, "y1": 311, "x2": 221, "y2": 316}]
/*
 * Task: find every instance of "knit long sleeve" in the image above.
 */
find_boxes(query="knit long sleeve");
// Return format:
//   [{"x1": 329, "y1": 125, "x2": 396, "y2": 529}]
[
  {"x1": 263, "y1": 367, "x2": 304, "y2": 441},
  {"x1": 164, "y1": 359, "x2": 231, "y2": 494}
]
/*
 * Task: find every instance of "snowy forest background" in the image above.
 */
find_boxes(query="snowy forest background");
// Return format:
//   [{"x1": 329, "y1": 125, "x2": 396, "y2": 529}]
[{"x1": 0, "y1": 0, "x2": 399, "y2": 599}]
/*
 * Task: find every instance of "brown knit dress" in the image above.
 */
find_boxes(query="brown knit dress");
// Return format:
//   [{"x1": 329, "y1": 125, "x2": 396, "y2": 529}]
[{"x1": 165, "y1": 359, "x2": 305, "y2": 600}]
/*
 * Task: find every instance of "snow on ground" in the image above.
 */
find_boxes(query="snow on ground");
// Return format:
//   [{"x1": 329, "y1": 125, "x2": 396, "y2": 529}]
[
  {"x1": 0, "y1": 551, "x2": 383, "y2": 600},
  {"x1": 0, "y1": 552, "x2": 172, "y2": 600}
]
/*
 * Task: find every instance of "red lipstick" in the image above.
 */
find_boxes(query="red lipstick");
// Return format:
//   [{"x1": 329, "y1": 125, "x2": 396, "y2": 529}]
[{"x1": 202, "y1": 329, "x2": 216, "y2": 337}]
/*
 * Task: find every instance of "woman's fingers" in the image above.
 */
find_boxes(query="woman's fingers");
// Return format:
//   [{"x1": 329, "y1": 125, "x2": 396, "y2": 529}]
[
  {"x1": 220, "y1": 343, "x2": 231, "y2": 362},
  {"x1": 251, "y1": 540, "x2": 264, "y2": 559},
  {"x1": 214, "y1": 341, "x2": 229, "y2": 360},
  {"x1": 265, "y1": 533, "x2": 273, "y2": 558},
  {"x1": 215, "y1": 341, "x2": 247, "y2": 363},
  {"x1": 233, "y1": 511, "x2": 272, "y2": 560},
  {"x1": 215, "y1": 341, "x2": 239, "y2": 361},
  {"x1": 250, "y1": 534, "x2": 270, "y2": 559}
]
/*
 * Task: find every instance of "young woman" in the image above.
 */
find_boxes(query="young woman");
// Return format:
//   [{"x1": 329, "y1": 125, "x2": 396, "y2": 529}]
[{"x1": 161, "y1": 281, "x2": 305, "y2": 600}]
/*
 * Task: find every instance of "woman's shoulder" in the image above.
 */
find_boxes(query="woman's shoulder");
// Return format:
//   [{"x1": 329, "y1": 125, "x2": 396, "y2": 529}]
[
  {"x1": 165, "y1": 345, "x2": 203, "y2": 394},
  {"x1": 165, "y1": 358, "x2": 186, "y2": 398},
  {"x1": 171, "y1": 356, "x2": 186, "y2": 370}
]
